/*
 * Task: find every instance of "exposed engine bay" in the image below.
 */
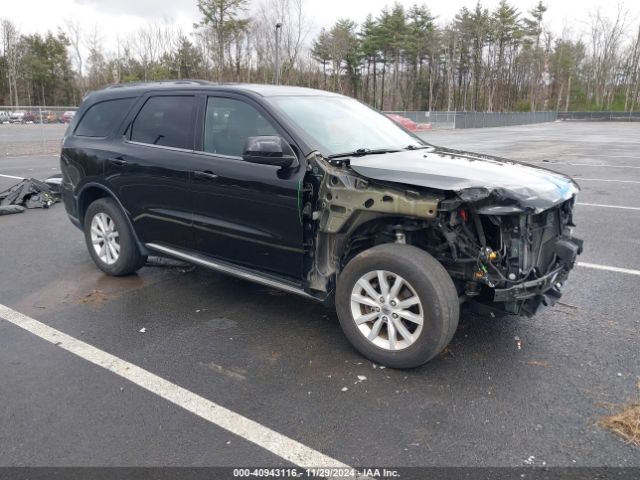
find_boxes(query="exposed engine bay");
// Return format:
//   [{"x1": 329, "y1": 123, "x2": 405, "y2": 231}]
[{"x1": 301, "y1": 153, "x2": 583, "y2": 316}]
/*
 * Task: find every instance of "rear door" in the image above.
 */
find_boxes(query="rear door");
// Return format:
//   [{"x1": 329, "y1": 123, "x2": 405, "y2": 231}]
[
  {"x1": 186, "y1": 94, "x2": 306, "y2": 279},
  {"x1": 106, "y1": 93, "x2": 197, "y2": 248}
]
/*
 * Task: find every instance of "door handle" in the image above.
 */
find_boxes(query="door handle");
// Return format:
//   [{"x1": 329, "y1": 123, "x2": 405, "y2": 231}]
[
  {"x1": 109, "y1": 157, "x2": 128, "y2": 166},
  {"x1": 194, "y1": 170, "x2": 219, "y2": 180}
]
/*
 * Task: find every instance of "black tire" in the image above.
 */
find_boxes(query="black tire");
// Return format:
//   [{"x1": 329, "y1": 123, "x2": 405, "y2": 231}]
[
  {"x1": 84, "y1": 197, "x2": 147, "y2": 276},
  {"x1": 336, "y1": 244, "x2": 459, "y2": 369}
]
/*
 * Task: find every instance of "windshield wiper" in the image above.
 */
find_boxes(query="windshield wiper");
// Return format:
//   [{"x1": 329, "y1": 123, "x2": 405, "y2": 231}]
[
  {"x1": 328, "y1": 148, "x2": 401, "y2": 159},
  {"x1": 404, "y1": 144, "x2": 430, "y2": 150}
]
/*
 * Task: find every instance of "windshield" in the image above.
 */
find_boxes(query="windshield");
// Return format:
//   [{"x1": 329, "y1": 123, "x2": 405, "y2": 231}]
[{"x1": 266, "y1": 95, "x2": 427, "y2": 157}]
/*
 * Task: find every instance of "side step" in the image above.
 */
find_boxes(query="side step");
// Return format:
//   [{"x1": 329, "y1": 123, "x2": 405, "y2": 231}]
[{"x1": 145, "y1": 243, "x2": 322, "y2": 302}]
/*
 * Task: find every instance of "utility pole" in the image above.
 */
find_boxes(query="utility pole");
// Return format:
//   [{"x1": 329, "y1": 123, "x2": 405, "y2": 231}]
[{"x1": 275, "y1": 22, "x2": 282, "y2": 85}]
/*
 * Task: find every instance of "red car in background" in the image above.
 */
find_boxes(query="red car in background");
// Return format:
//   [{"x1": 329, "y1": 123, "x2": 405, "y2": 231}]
[
  {"x1": 385, "y1": 113, "x2": 432, "y2": 132},
  {"x1": 60, "y1": 111, "x2": 76, "y2": 123}
]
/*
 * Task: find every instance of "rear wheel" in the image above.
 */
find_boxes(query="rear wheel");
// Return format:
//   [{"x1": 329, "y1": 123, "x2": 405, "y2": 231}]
[
  {"x1": 84, "y1": 198, "x2": 146, "y2": 276},
  {"x1": 336, "y1": 244, "x2": 459, "y2": 368}
]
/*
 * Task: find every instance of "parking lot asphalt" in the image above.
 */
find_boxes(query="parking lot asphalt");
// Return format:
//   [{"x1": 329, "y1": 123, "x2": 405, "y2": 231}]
[
  {"x1": 0, "y1": 123, "x2": 67, "y2": 157},
  {"x1": 1, "y1": 121, "x2": 639, "y2": 469}
]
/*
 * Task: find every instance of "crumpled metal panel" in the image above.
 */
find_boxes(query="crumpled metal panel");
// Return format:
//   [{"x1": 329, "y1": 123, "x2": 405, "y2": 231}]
[{"x1": 349, "y1": 146, "x2": 580, "y2": 214}]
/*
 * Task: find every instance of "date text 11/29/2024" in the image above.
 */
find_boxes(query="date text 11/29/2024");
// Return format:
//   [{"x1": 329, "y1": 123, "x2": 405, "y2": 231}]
[{"x1": 232, "y1": 468, "x2": 400, "y2": 478}]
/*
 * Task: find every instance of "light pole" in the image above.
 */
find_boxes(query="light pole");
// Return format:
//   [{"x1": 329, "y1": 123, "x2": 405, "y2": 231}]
[{"x1": 275, "y1": 22, "x2": 282, "y2": 85}]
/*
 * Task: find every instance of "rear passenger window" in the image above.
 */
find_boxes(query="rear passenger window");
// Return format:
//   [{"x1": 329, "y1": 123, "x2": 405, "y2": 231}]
[
  {"x1": 131, "y1": 96, "x2": 195, "y2": 149},
  {"x1": 75, "y1": 98, "x2": 135, "y2": 137}
]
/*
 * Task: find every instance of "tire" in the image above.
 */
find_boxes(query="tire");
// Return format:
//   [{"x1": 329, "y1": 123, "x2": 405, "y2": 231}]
[
  {"x1": 336, "y1": 244, "x2": 459, "y2": 369},
  {"x1": 84, "y1": 197, "x2": 147, "y2": 276}
]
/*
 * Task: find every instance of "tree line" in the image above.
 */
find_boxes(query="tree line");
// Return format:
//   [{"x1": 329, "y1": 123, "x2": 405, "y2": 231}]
[{"x1": 1, "y1": 0, "x2": 639, "y2": 112}]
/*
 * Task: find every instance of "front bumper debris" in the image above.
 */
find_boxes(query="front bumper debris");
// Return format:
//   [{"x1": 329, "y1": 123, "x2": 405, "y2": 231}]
[{"x1": 493, "y1": 235, "x2": 583, "y2": 315}]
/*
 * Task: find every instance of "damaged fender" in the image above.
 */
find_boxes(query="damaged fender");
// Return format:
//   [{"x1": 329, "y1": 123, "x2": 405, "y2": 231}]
[{"x1": 349, "y1": 146, "x2": 580, "y2": 214}]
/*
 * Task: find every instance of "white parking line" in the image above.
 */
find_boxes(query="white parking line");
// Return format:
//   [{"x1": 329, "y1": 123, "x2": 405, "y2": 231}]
[
  {"x1": 1, "y1": 154, "x2": 56, "y2": 160},
  {"x1": 578, "y1": 262, "x2": 640, "y2": 276},
  {"x1": 577, "y1": 202, "x2": 640, "y2": 211},
  {"x1": 575, "y1": 178, "x2": 640, "y2": 184},
  {"x1": 0, "y1": 173, "x2": 25, "y2": 180},
  {"x1": 563, "y1": 153, "x2": 640, "y2": 159},
  {"x1": 562, "y1": 163, "x2": 640, "y2": 169},
  {"x1": 529, "y1": 161, "x2": 640, "y2": 169},
  {"x1": 0, "y1": 304, "x2": 356, "y2": 472}
]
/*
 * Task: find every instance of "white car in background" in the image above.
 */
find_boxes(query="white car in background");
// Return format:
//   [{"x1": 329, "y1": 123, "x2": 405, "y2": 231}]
[
  {"x1": 0, "y1": 111, "x2": 10, "y2": 124},
  {"x1": 9, "y1": 111, "x2": 25, "y2": 124}
]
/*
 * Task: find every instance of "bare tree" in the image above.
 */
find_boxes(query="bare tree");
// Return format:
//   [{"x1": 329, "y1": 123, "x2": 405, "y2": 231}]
[
  {"x1": 1, "y1": 19, "x2": 20, "y2": 106},
  {"x1": 65, "y1": 18, "x2": 83, "y2": 77}
]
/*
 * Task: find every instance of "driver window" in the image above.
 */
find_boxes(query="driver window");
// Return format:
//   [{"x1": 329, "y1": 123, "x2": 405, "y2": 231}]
[{"x1": 204, "y1": 97, "x2": 278, "y2": 157}]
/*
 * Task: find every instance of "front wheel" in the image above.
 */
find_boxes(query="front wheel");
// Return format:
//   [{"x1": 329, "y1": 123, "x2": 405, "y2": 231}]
[
  {"x1": 336, "y1": 244, "x2": 459, "y2": 369},
  {"x1": 84, "y1": 198, "x2": 147, "y2": 276}
]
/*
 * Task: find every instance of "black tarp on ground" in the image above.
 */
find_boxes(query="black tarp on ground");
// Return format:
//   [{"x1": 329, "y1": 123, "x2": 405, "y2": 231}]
[
  {"x1": 0, "y1": 178, "x2": 58, "y2": 209},
  {"x1": 0, "y1": 205, "x2": 25, "y2": 216}
]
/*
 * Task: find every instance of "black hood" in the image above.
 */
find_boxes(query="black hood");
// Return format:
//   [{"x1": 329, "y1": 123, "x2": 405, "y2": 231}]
[{"x1": 348, "y1": 146, "x2": 580, "y2": 214}]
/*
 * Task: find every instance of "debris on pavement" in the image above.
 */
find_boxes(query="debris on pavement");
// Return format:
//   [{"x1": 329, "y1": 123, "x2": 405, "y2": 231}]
[
  {"x1": 600, "y1": 404, "x2": 640, "y2": 447},
  {"x1": 354, "y1": 375, "x2": 367, "y2": 384},
  {"x1": 0, "y1": 177, "x2": 58, "y2": 210},
  {"x1": 145, "y1": 256, "x2": 196, "y2": 272},
  {"x1": 43, "y1": 174, "x2": 62, "y2": 195},
  {"x1": 0, "y1": 205, "x2": 25, "y2": 216},
  {"x1": 514, "y1": 336, "x2": 522, "y2": 350},
  {"x1": 341, "y1": 387, "x2": 348, "y2": 392},
  {"x1": 139, "y1": 327, "x2": 146, "y2": 333},
  {"x1": 557, "y1": 301, "x2": 579, "y2": 310},
  {"x1": 80, "y1": 289, "x2": 110, "y2": 305}
]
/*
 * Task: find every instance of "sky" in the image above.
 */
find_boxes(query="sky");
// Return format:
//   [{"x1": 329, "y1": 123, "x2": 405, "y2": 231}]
[{"x1": 1, "y1": 0, "x2": 638, "y2": 50}]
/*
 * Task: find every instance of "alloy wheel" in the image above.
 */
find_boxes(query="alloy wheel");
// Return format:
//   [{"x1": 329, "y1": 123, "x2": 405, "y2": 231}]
[
  {"x1": 90, "y1": 212, "x2": 120, "y2": 265},
  {"x1": 350, "y1": 270, "x2": 424, "y2": 351}
]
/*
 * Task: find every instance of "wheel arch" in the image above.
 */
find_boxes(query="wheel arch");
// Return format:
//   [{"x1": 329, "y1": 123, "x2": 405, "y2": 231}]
[
  {"x1": 77, "y1": 183, "x2": 149, "y2": 256},
  {"x1": 308, "y1": 212, "x2": 429, "y2": 296},
  {"x1": 340, "y1": 215, "x2": 411, "y2": 267}
]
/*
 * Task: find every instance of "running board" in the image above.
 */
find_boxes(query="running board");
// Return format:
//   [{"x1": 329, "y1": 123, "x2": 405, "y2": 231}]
[{"x1": 145, "y1": 243, "x2": 322, "y2": 302}]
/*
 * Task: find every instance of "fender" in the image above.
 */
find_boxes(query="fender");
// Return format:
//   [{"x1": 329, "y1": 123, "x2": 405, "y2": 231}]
[{"x1": 76, "y1": 181, "x2": 151, "y2": 257}]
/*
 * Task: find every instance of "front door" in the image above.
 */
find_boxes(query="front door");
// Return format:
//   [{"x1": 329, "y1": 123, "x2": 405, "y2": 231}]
[{"x1": 187, "y1": 95, "x2": 305, "y2": 279}]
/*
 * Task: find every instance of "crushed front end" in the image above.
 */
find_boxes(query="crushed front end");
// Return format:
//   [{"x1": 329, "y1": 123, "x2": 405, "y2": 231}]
[
  {"x1": 428, "y1": 198, "x2": 583, "y2": 316},
  {"x1": 302, "y1": 152, "x2": 583, "y2": 316}
]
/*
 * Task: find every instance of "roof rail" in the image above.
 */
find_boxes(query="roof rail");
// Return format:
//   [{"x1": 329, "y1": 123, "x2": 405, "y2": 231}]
[{"x1": 104, "y1": 80, "x2": 216, "y2": 89}]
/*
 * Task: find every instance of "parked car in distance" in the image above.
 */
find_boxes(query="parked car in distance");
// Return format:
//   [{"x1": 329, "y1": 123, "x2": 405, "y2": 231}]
[
  {"x1": 385, "y1": 113, "x2": 432, "y2": 132},
  {"x1": 61, "y1": 81, "x2": 583, "y2": 368},
  {"x1": 22, "y1": 112, "x2": 37, "y2": 123},
  {"x1": 9, "y1": 111, "x2": 25, "y2": 123},
  {"x1": 0, "y1": 111, "x2": 9, "y2": 124},
  {"x1": 39, "y1": 110, "x2": 59, "y2": 124},
  {"x1": 60, "y1": 110, "x2": 76, "y2": 123}
]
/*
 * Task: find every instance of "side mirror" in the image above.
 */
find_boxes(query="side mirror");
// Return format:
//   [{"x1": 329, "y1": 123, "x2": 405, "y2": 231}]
[{"x1": 242, "y1": 136, "x2": 297, "y2": 168}]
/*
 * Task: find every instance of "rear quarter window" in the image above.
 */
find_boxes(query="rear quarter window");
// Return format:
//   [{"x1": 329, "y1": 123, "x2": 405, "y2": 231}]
[{"x1": 75, "y1": 98, "x2": 135, "y2": 137}]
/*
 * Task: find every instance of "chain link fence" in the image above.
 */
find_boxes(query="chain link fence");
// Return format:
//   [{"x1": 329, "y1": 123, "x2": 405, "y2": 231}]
[
  {"x1": 557, "y1": 111, "x2": 640, "y2": 122},
  {"x1": 385, "y1": 111, "x2": 457, "y2": 129},
  {"x1": 384, "y1": 110, "x2": 558, "y2": 129},
  {"x1": 0, "y1": 106, "x2": 77, "y2": 157}
]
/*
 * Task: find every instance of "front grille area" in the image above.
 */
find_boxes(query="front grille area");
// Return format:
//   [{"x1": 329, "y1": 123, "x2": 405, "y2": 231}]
[
  {"x1": 488, "y1": 200, "x2": 582, "y2": 315},
  {"x1": 528, "y1": 208, "x2": 562, "y2": 276}
]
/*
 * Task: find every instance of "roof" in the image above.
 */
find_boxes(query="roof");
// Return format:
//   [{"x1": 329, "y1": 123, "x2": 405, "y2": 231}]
[{"x1": 90, "y1": 81, "x2": 339, "y2": 101}]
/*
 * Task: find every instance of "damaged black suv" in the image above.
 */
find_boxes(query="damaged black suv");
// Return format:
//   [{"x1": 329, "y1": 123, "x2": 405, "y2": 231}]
[{"x1": 61, "y1": 81, "x2": 583, "y2": 368}]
